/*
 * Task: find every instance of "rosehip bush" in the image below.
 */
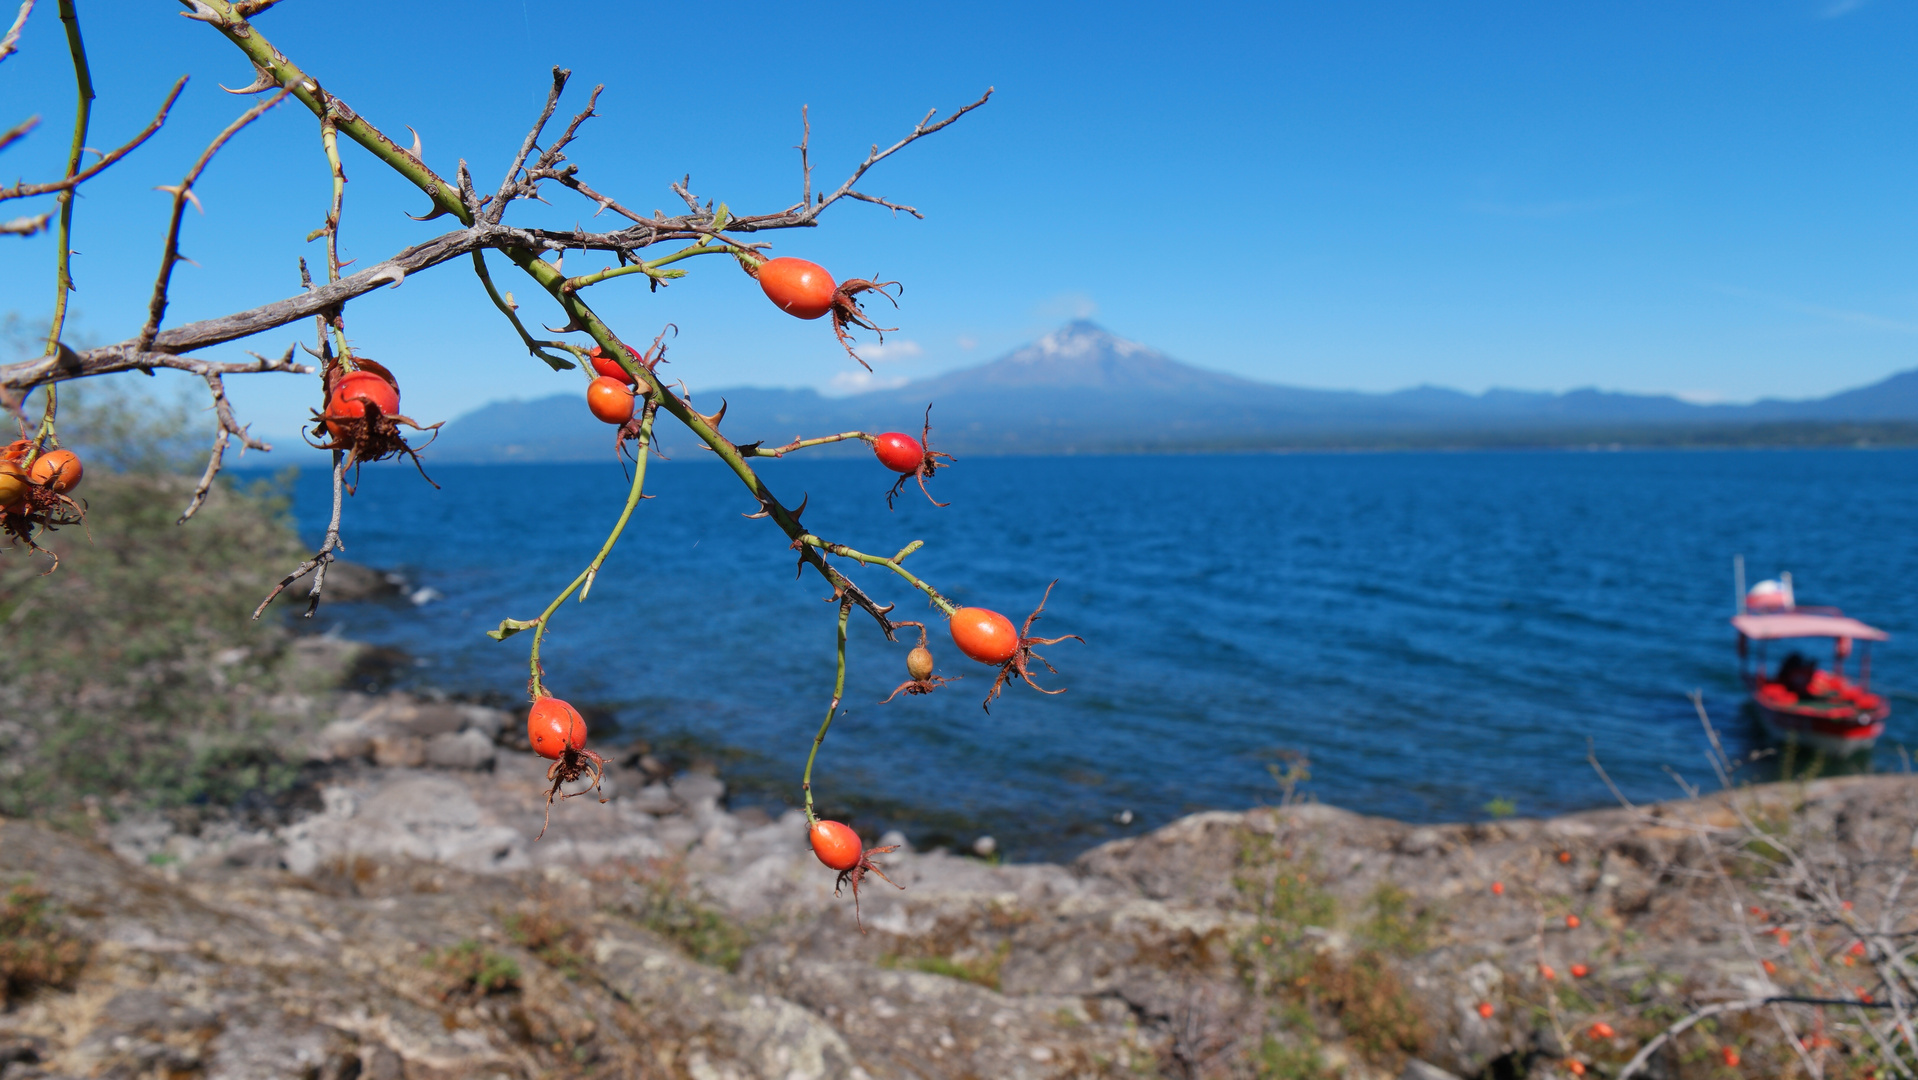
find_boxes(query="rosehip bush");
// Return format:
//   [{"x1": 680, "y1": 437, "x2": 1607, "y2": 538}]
[{"x1": 1, "y1": 3, "x2": 1063, "y2": 921}]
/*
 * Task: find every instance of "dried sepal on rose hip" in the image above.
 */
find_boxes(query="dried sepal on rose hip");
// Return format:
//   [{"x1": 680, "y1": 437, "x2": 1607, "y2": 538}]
[
  {"x1": 880, "y1": 621, "x2": 959, "y2": 703},
  {"x1": 526, "y1": 695, "x2": 608, "y2": 841},
  {"x1": 809, "y1": 819, "x2": 902, "y2": 933},
  {"x1": 870, "y1": 405, "x2": 954, "y2": 509},
  {"x1": 306, "y1": 358, "x2": 442, "y2": 485},
  {"x1": 950, "y1": 580, "x2": 1082, "y2": 712}
]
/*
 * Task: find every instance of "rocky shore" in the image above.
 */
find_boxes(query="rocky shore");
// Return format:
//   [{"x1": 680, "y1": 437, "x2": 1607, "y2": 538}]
[{"x1": 2, "y1": 686, "x2": 1912, "y2": 1079}]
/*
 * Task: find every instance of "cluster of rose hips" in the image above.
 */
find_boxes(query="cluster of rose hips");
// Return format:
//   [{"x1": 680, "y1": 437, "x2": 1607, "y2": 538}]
[
  {"x1": 0, "y1": 440, "x2": 85, "y2": 555},
  {"x1": 533, "y1": 253, "x2": 1077, "y2": 930}
]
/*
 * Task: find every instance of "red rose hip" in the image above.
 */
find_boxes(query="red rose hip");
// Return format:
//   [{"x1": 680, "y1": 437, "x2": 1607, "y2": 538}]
[
  {"x1": 950, "y1": 607, "x2": 1020, "y2": 665},
  {"x1": 588, "y1": 344, "x2": 639, "y2": 385},
  {"x1": 810, "y1": 819, "x2": 863, "y2": 871},
  {"x1": 756, "y1": 257, "x2": 837, "y2": 320},
  {"x1": 872, "y1": 432, "x2": 924, "y2": 474},
  {"x1": 586, "y1": 376, "x2": 636, "y2": 425},
  {"x1": 528, "y1": 697, "x2": 588, "y2": 760}
]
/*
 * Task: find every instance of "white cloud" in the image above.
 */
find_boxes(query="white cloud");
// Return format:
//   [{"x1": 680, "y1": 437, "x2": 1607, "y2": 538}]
[
  {"x1": 1672, "y1": 389, "x2": 1728, "y2": 405},
  {"x1": 956, "y1": 335, "x2": 978, "y2": 351},
  {"x1": 827, "y1": 369, "x2": 909, "y2": 395},
  {"x1": 854, "y1": 339, "x2": 923, "y2": 363},
  {"x1": 1821, "y1": 0, "x2": 1870, "y2": 17}
]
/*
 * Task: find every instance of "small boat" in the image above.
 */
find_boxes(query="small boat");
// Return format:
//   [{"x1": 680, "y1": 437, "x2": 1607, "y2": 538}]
[{"x1": 1731, "y1": 563, "x2": 1890, "y2": 757}]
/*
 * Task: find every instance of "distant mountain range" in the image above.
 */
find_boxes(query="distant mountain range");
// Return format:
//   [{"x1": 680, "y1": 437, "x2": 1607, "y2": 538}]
[{"x1": 423, "y1": 321, "x2": 1918, "y2": 461}]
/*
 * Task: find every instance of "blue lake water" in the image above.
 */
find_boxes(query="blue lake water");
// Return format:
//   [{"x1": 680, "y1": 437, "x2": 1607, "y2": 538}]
[{"x1": 268, "y1": 449, "x2": 1918, "y2": 861}]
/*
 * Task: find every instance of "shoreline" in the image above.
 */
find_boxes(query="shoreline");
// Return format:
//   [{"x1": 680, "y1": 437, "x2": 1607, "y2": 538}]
[{"x1": 5, "y1": 670, "x2": 1913, "y2": 1078}]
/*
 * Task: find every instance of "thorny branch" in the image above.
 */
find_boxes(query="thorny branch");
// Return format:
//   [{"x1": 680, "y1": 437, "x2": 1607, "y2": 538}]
[
  {"x1": 0, "y1": 211, "x2": 48, "y2": 236},
  {"x1": 10, "y1": 0, "x2": 991, "y2": 645},
  {"x1": 488, "y1": 65, "x2": 569, "y2": 225},
  {"x1": 140, "y1": 89, "x2": 290, "y2": 351},
  {"x1": 251, "y1": 451, "x2": 345, "y2": 619},
  {"x1": 0, "y1": 115, "x2": 38, "y2": 153},
  {"x1": 177, "y1": 358, "x2": 275, "y2": 523},
  {"x1": 0, "y1": 0, "x2": 31, "y2": 64},
  {"x1": 0, "y1": 75, "x2": 187, "y2": 202}
]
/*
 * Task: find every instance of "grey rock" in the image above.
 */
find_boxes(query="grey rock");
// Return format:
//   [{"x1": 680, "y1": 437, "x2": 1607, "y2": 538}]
[
  {"x1": 37, "y1": 737, "x2": 1918, "y2": 1080},
  {"x1": 456, "y1": 703, "x2": 509, "y2": 740},
  {"x1": 592, "y1": 929, "x2": 872, "y2": 1080},
  {"x1": 670, "y1": 770, "x2": 726, "y2": 810},
  {"x1": 424, "y1": 728, "x2": 496, "y2": 771},
  {"x1": 1401, "y1": 1059, "x2": 1466, "y2": 1080},
  {"x1": 368, "y1": 733, "x2": 424, "y2": 768},
  {"x1": 628, "y1": 781, "x2": 677, "y2": 815},
  {"x1": 312, "y1": 718, "x2": 372, "y2": 762}
]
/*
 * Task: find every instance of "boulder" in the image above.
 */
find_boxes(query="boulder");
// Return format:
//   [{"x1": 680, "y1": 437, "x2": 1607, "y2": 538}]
[{"x1": 424, "y1": 728, "x2": 496, "y2": 771}]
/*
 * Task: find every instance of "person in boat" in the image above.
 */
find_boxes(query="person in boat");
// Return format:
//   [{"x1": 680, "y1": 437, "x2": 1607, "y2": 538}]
[{"x1": 1776, "y1": 651, "x2": 1818, "y2": 697}]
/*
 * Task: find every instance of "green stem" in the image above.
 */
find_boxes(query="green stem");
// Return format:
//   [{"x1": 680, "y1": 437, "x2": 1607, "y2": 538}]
[
  {"x1": 199, "y1": 0, "x2": 471, "y2": 226},
  {"x1": 797, "y1": 534, "x2": 955, "y2": 614},
  {"x1": 561, "y1": 261, "x2": 685, "y2": 292},
  {"x1": 504, "y1": 249, "x2": 894, "y2": 626},
  {"x1": 472, "y1": 250, "x2": 582, "y2": 371},
  {"x1": 560, "y1": 237, "x2": 755, "y2": 293},
  {"x1": 37, "y1": 0, "x2": 95, "y2": 452},
  {"x1": 318, "y1": 117, "x2": 344, "y2": 283},
  {"x1": 514, "y1": 400, "x2": 656, "y2": 697},
  {"x1": 741, "y1": 431, "x2": 874, "y2": 458},
  {"x1": 802, "y1": 598, "x2": 853, "y2": 824}
]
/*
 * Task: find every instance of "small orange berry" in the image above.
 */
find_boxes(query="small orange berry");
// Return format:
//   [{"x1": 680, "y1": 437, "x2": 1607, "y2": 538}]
[
  {"x1": 1261, "y1": 935, "x2": 1274, "y2": 947},
  {"x1": 1566, "y1": 914, "x2": 1581, "y2": 929},
  {"x1": 1558, "y1": 850, "x2": 1572, "y2": 864},
  {"x1": 1565, "y1": 1061, "x2": 1586, "y2": 1076},
  {"x1": 1540, "y1": 964, "x2": 1556, "y2": 980},
  {"x1": 1851, "y1": 940, "x2": 1868, "y2": 957},
  {"x1": 1763, "y1": 960, "x2": 1777, "y2": 975},
  {"x1": 1774, "y1": 928, "x2": 1791, "y2": 945},
  {"x1": 1749, "y1": 905, "x2": 1765, "y2": 917},
  {"x1": 1588, "y1": 1021, "x2": 1616, "y2": 1040},
  {"x1": 1722, "y1": 1046, "x2": 1740, "y2": 1067},
  {"x1": 1477, "y1": 1002, "x2": 1495, "y2": 1019},
  {"x1": 809, "y1": 819, "x2": 864, "y2": 872},
  {"x1": 1570, "y1": 963, "x2": 1590, "y2": 978},
  {"x1": 1843, "y1": 900, "x2": 1854, "y2": 911},
  {"x1": 1491, "y1": 881, "x2": 1505, "y2": 896}
]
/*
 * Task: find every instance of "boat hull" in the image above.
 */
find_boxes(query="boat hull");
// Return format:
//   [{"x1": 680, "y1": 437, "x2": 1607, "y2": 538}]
[{"x1": 1752, "y1": 699, "x2": 1887, "y2": 757}]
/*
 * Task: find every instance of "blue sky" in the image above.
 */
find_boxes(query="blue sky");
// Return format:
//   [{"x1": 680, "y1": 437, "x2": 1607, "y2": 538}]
[{"x1": 2, "y1": 0, "x2": 1915, "y2": 439}]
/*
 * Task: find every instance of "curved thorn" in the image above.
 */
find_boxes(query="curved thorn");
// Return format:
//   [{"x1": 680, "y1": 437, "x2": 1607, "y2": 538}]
[{"x1": 220, "y1": 64, "x2": 278, "y2": 95}]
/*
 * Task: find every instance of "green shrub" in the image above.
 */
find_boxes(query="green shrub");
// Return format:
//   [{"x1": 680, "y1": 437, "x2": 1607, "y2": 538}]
[
  {"x1": 0, "y1": 379, "x2": 320, "y2": 816},
  {"x1": 425, "y1": 939, "x2": 521, "y2": 998},
  {"x1": 0, "y1": 881, "x2": 89, "y2": 1006}
]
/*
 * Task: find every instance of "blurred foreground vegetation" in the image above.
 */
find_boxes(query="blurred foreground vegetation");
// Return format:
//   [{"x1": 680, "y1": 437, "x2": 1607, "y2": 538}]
[{"x1": 0, "y1": 379, "x2": 335, "y2": 819}]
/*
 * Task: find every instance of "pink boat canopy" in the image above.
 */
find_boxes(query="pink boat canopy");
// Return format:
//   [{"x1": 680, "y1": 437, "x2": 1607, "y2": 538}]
[{"x1": 1732, "y1": 613, "x2": 1889, "y2": 642}]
